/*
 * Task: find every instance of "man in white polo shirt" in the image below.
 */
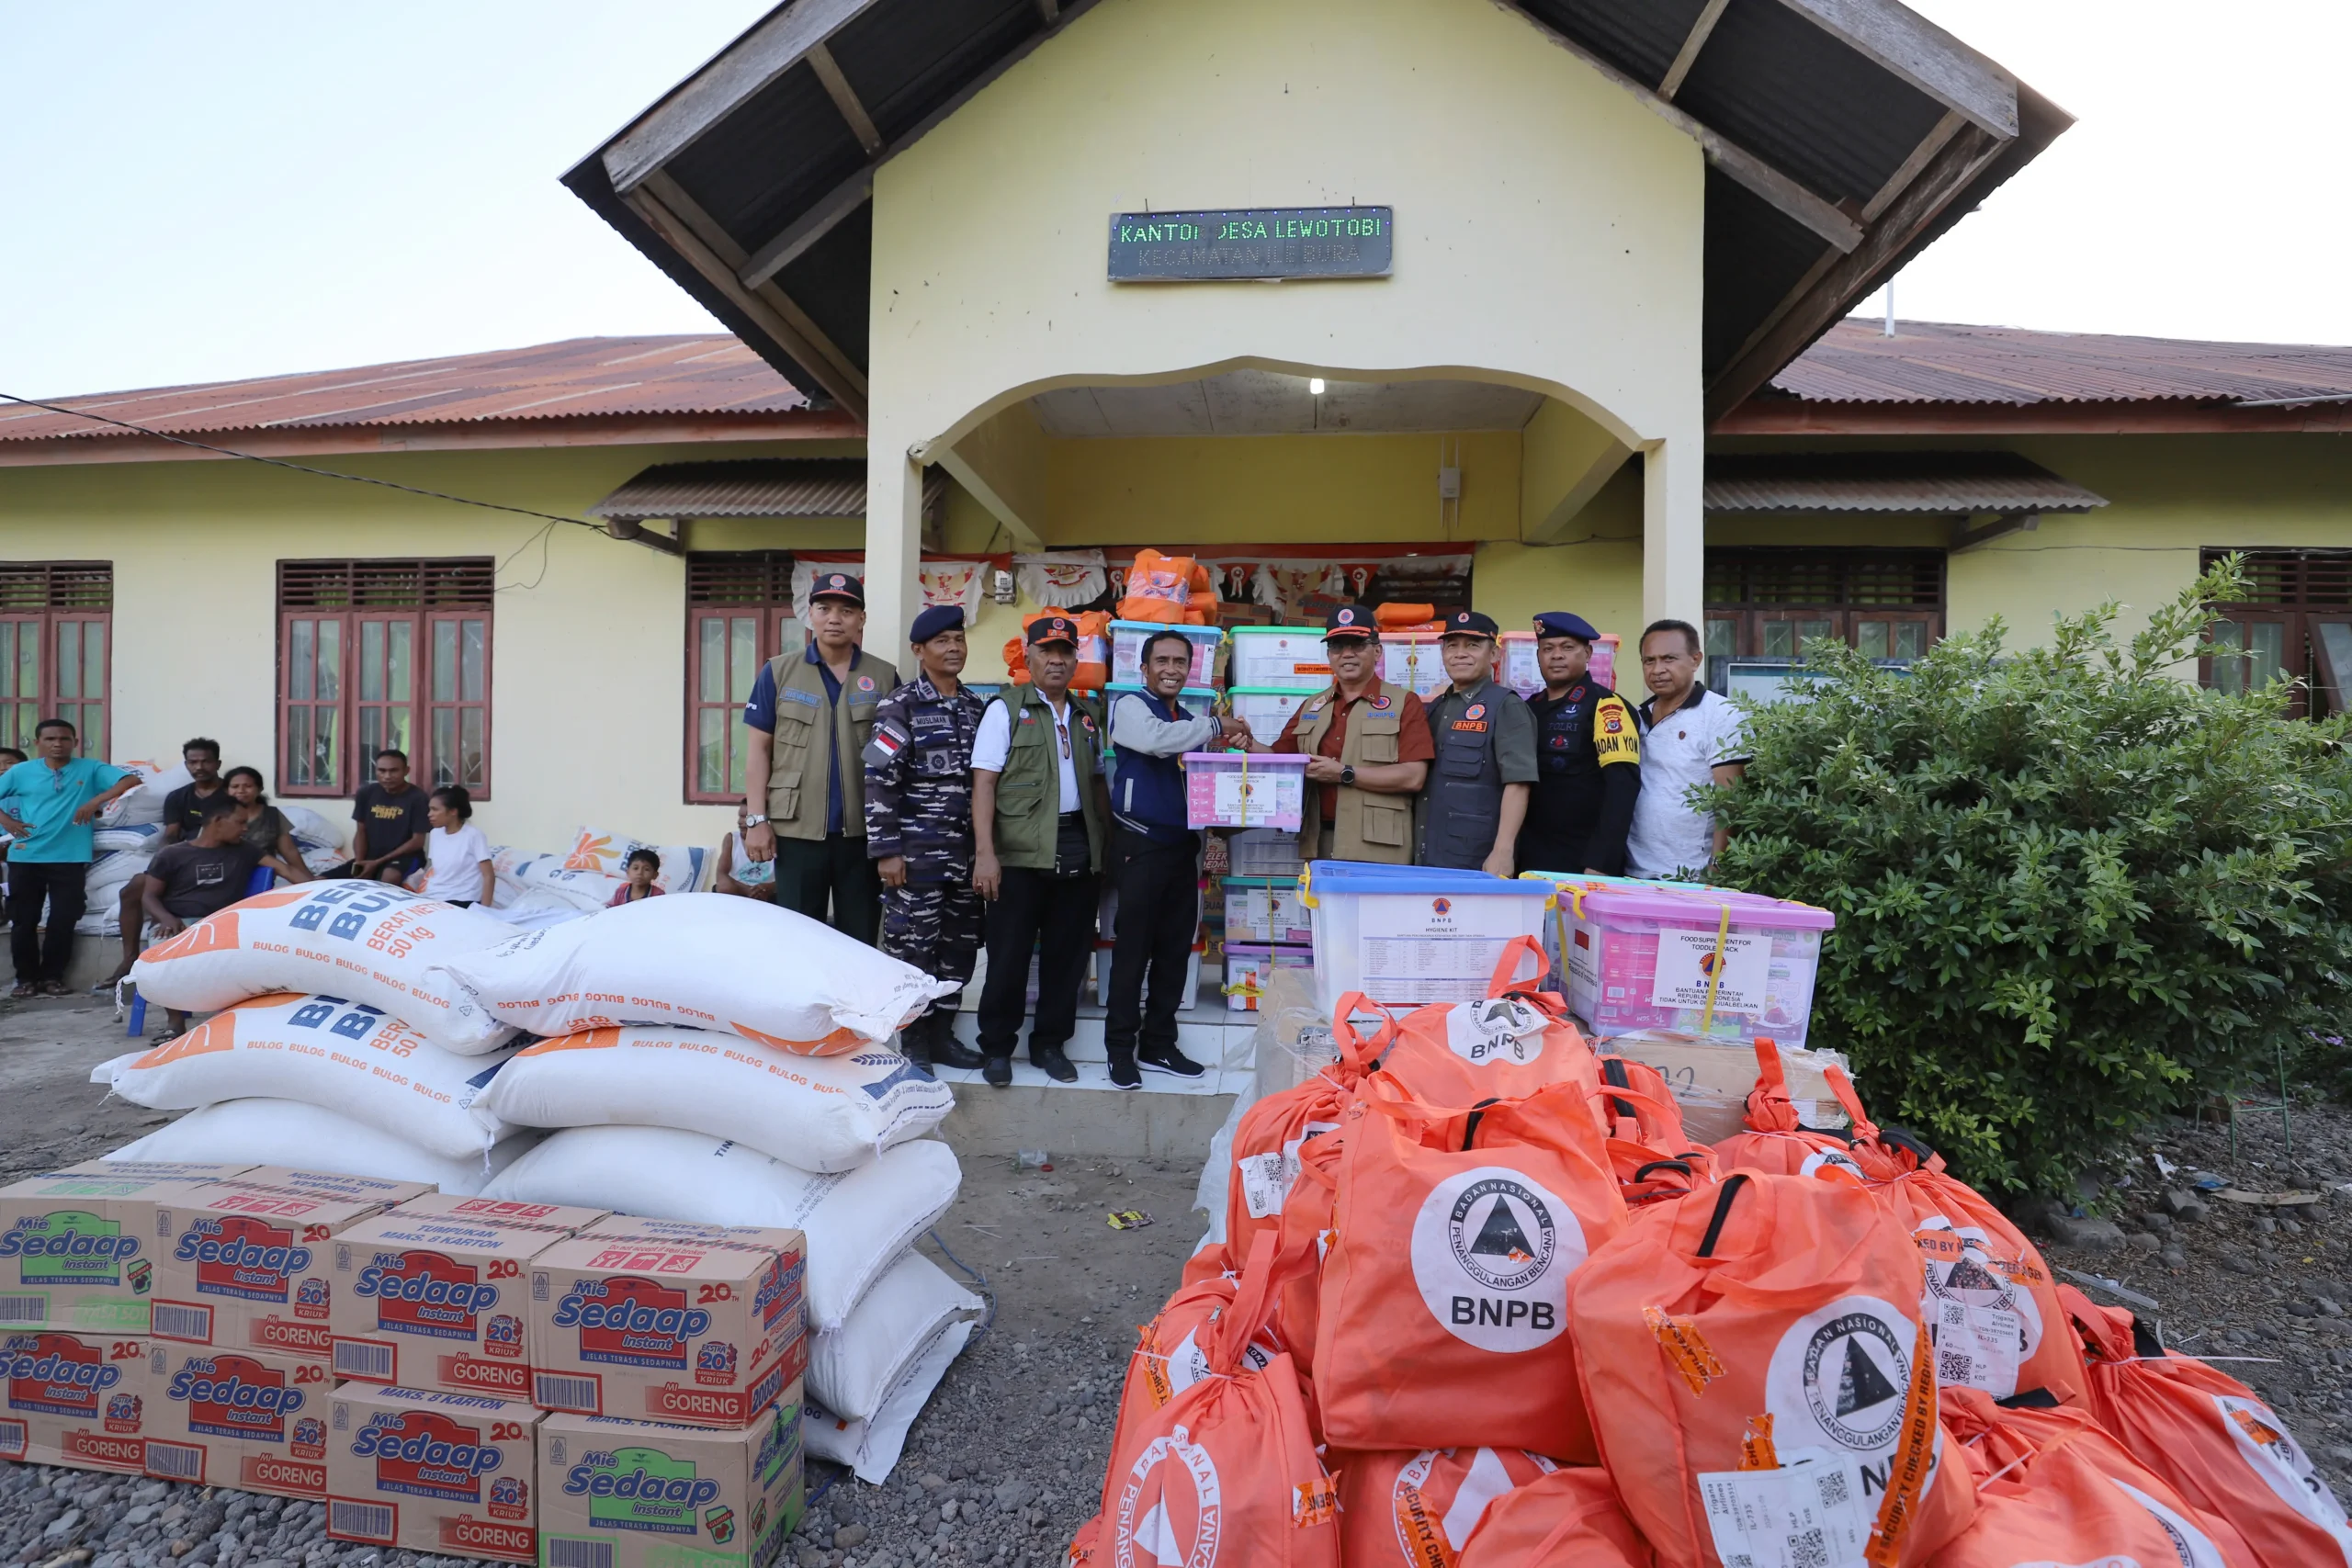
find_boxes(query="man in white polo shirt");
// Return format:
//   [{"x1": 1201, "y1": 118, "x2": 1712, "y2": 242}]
[{"x1": 1626, "y1": 618, "x2": 1750, "y2": 881}]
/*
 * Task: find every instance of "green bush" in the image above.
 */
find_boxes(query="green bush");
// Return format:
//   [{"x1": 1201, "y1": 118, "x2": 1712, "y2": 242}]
[{"x1": 1708, "y1": 558, "x2": 2352, "y2": 1196}]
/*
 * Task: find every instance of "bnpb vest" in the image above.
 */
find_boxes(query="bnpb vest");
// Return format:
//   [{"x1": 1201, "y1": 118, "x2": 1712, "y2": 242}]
[
  {"x1": 1292, "y1": 679, "x2": 1414, "y2": 864},
  {"x1": 1419, "y1": 676, "x2": 1510, "y2": 870},
  {"x1": 987, "y1": 683, "x2": 1105, "y2": 873},
  {"x1": 764, "y1": 649, "x2": 899, "y2": 840}
]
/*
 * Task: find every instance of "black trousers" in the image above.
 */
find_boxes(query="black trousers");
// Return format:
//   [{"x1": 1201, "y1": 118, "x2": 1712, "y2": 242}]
[
  {"x1": 1104, "y1": 828, "x2": 1199, "y2": 1056},
  {"x1": 9, "y1": 861, "x2": 86, "y2": 986},
  {"x1": 977, "y1": 818, "x2": 1099, "y2": 1058},
  {"x1": 772, "y1": 833, "x2": 882, "y2": 945}
]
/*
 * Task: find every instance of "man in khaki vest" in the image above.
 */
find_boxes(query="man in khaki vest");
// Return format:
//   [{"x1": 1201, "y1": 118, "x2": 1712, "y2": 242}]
[
  {"x1": 971, "y1": 615, "x2": 1107, "y2": 1087},
  {"x1": 1262, "y1": 604, "x2": 1434, "y2": 863},
  {"x1": 740, "y1": 571, "x2": 899, "y2": 942}
]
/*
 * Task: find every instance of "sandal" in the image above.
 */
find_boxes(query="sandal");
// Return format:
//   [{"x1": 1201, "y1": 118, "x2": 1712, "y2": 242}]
[
  {"x1": 39, "y1": 981, "x2": 69, "y2": 997},
  {"x1": 7, "y1": 983, "x2": 34, "y2": 1000}
]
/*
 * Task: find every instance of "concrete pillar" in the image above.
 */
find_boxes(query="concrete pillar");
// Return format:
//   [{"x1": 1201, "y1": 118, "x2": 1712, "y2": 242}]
[
  {"x1": 864, "y1": 441, "x2": 925, "y2": 654},
  {"x1": 1641, "y1": 434, "x2": 1706, "y2": 632}
]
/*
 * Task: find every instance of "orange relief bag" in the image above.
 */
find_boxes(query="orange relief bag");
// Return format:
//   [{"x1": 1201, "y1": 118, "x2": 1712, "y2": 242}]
[
  {"x1": 1119, "y1": 549, "x2": 1200, "y2": 624},
  {"x1": 1595, "y1": 1056, "x2": 1723, "y2": 1208},
  {"x1": 1569, "y1": 1171, "x2": 1973, "y2": 1568},
  {"x1": 2067, "y1": 1284, "x2": 2352, "y2": 1567},
  {"x1": 1105, "y1": 1269, "x2": 1286, "y2": 1472},
  {"x1": 1362, "y1": 938, "x2": 1604, "y2": 1110},
  {"x1": 1932, "y1": 1385, "x2": 2254, "y2": 1568},
  {"x1": 1712, "y1": 1039, "x2": 1883, "y2": 1183},
  {"x1": 1312, "y1": 1077, "x2": 1626, "y2": 1460},
  {"x1": 1079, "y1": 1233, "x2": 1340, "y2": 1568},
  {"x1": 1329, "y1": 1447, "x2": 1567, "y2": 1568},
  {"x1": 1221, "y1": 996, "x2": 1387, "y2": 1258},
  {"x1": 1455, "y1": 1465, "x2": 1657, "y2": 1568}
]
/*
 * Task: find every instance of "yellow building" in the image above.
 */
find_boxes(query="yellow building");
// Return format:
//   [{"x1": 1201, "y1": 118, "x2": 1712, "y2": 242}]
[{"x1": 8, "y1": 0, "x2": 2352, "y2": 857}]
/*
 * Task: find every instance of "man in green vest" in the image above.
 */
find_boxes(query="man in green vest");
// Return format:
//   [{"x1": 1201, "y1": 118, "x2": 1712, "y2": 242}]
[
  {"x1": 740, "y1": 571, "x2": 899, "y2": 942},
  {"x1": 970, "y1": 615, "x2": 1107, "y2": 1087}
]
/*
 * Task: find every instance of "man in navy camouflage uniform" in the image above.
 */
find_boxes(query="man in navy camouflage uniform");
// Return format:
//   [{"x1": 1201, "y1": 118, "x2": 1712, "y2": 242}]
[{"x1": 864, "y1": 604, "x2": 989, "y2": 1075}]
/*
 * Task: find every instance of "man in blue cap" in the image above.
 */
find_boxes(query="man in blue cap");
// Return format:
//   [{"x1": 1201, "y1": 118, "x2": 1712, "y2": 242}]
[
  {"x1": 864, "y1": 604, "x2": 989, "y2": 1075},
  {"x1": 1517, "y1": 611, "x2": 1640, "y2": 875},
  {"x1": 741, "y1": 571, "x2": 898, "y2": 942},
  {"x1": 1417, "y1": 609, "x2": 1537, "y2": 873}
]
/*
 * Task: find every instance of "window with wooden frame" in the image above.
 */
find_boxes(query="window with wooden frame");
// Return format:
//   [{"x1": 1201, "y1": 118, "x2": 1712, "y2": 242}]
[
  {"x1": 685, "y1": 552, "x2": 805, "y2": 804},
  {"x1": 277, "y1": 559, "x2": 493, "y2": 797},
  {"x1": 2200, "y1": 547, "x2": 2352, "y2": 718},
  {"x1": 1702, "y1": 548, "x2": 1946, "y2": 692},
  {"x1": 0, "y1": 563, "x2": 114, "y2": 758}
]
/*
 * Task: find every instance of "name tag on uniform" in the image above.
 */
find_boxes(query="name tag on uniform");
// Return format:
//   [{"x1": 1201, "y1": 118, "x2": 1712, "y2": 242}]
[
  {"x1": 779, "y1": 686, "x2": 822, "y2": 708},
  {"x1": 1452, "y1": 719, "x2": 1488, "y2": 733},
  {"x1": 911, "y1": 711, "x2": 951, "y2": 732}
]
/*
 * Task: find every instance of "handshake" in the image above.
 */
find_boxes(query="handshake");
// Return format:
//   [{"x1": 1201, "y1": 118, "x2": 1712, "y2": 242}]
[{"x1": 1208, "y1": 712, "x2": 1255, "y2": 750}]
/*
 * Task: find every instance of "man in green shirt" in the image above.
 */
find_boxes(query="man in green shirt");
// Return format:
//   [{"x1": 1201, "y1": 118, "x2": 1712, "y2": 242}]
[{"x1": 0, "y1": 718, "x2": 139, "y2": 996}]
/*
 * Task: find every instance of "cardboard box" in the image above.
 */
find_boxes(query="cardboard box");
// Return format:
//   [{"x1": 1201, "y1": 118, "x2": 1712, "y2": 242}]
[
  {"x1": 326, "y1": 1383, "x2": 542, "y2": 1563},
  {"x1": 579, "y1": 1215, "x2": 804, "y2": 1252},
  {"x1": 45, "y1": 1161, "x2": 255, "y2": 1184},
  {"x1": 150, "y1": 1184, "x2": 386, "y2": 1359},
  {"x1": 145, "y1": 1343, "x2": 333, "y2": 1495},
  {"x1": 237, "y1": 1168, "x2": 436, "y2": 1209},
  {"x1": 330, "y1": 1213, "x2": 563, "y2": 1398},
  {"x1": 0, "y1": 1331, "x2": 152, "y2": 1474},
  {"x1": 528, "y1": 1229, "x2": 806, "y2": 1427},
  {"x1": 394, "y1": 1194, "x2": 610, "y2": 1235},
  {"x1": 0, "y1": 1172, "x2": 242, "y2": 1334},
  {"x1": 538, "y1": 1393, "x2": 803, "y2": 1568}
]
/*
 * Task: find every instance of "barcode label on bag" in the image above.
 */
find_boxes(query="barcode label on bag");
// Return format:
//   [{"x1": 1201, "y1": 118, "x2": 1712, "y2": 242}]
[
  {"x1": 1932, "y1": 1298, "x2": 2022, "y2": 1395},
  {"x1": 327, "y1": 1500, "x2": 395, "y2": 1542},
  {"x1": 0, "y1": 1296, "x2": 45, "y2": 1324},
  {"x1": 1700, "y1": 1450, "x2": 1871, "y2": 1568},
  {"x1": 548, "y1": 1540, "x2": 613, "y2": 1568},
  {"x1": 535, "y1": 1372, "x2": 600, "y2": 1412}
]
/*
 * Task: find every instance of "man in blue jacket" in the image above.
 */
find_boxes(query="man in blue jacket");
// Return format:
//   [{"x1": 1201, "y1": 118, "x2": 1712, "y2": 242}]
[{"x1": 1101, "y1": 631, "x2": 1249, "y2": 1089}]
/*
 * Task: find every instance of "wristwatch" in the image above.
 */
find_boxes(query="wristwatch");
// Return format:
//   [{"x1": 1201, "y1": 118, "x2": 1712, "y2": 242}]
[
  {"x1": 741, "y1": 814, "x2": 769, "y2": 828},
  {"x1": 1340, "y1": 765, "x2": 1357, "y2": 786}
]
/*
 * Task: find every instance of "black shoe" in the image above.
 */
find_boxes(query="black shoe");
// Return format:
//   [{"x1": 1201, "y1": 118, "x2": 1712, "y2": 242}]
[
  {"x1": 1107, "y1": 1048, "x2": 1142, "y2": 1091},
  {"x1": 898, "y1": 1016, "x2": 938, "y2": 1077},
  {"x1": 1029, "y1": 1043, "x2": 1079, "y2": 1084},
  {"x1": 928, "y1": 1017, "x2": 986, "y2": 1071},
  {"x1": 1137, "y1": 1043, "x2": 1206, "y2": 1079},
  {"x1": 982, "y1": 1055, "x2": 1014, "y2": 1088}
]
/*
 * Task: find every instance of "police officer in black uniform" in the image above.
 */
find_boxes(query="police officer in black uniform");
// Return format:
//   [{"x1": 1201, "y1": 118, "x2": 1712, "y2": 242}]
[
  {"x1": 863, "y1": 604, "x2": 989, "y2": 1075},
  {"x1": 1417, "y1": 609, "x2": 1538, "y2": 873},
  {"x1": 1515, "y1": 611, "x2": 1641, "y2": 875}
]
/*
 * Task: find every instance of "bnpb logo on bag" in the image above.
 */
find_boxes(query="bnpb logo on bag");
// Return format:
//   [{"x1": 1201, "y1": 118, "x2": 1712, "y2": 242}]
[
  {"x1": 1442, "y1": 998, "x2": 1549, "y2": 1067},
  {"x1": 1392, "y1": 1448, "x2": 1555, "y2": 1565},
  {"x1": 1410, "y1": 1167, "x2": 1582, "y2": 1353},
  {"x1": 1765, "y1": 1295, "x2": 1918, "y2": 1468},
  {"x1": 1114, "y1": 1425, "x2": 1222, "y2": 1568}
]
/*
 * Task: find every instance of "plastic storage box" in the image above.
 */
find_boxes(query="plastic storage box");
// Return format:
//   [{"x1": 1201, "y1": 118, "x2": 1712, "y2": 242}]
[
  {"x1": 1109, "y1": 621, "x2": 1223, "y2": 688},
  {"x1": 1223, "y1": 942, "x2": 1314, "y2": 1012},
  {"x1": 1185, "y1": 751, "x2": 1308, "y2": 830},
  {"x1": 1228, "y1": 829, "x2": 1303, "y2": 879},
  {"x1": 1224, "y1": 876, "x2": 1313, "y2": 943},
  {"x1": 1299, "y1": 861, "x2": 1555, "y2": 1013},
  {"x1": 1559, "y1": 883, "x2": 1835, "y2": 1047},
  {"x1": 1228, "y1": 627, "x2": 1331, "y2": 690},
  {"x1": 1498, "y1": 631, "x2": 1541, "y2": 696},
  {"x1": 1380, "y1": 633, "x2": 1449, "y2": 698},
  {"x1": 1228, "y1": 686, "x2": 1315, "y2": 746}
]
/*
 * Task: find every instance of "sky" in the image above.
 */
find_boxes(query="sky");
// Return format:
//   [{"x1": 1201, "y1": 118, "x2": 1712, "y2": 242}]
[{"x1": 2, "y1": 1, "x2": 2347, "y2": 399}]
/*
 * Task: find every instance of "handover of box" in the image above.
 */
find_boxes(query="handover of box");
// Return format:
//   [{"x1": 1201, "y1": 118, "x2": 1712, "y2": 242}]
[
  {"x1": 1183, "y1": 751, "x2": 1308, "y2": 831},
  {"x1": 150, "y1": 1183, "x2": 387, "y2": 1359},
  {"x1": 539, "y1": 1395, "x2": 804, "y2": 1568},
  {"x1": 146, "y1": 1343, "x2": 333, "y2": 1495},
  {"x1": 326, "y1": 1383, "x2": 543, "y2": 1563},
  {"x1": 528, "y1": 1222, "x2": 807, "y2": 1427},
  {"x1": 331, "y1": 1213, "x2": 560, "y2": 1398},
  {"x1": 0, "y1": 1330, "x2": 152, "y2": 1474}
]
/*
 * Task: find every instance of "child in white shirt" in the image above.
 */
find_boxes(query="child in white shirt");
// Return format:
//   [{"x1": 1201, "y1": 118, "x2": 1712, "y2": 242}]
[{"x1": 424, "y1": 786, "x2": 493, "y2": 908}]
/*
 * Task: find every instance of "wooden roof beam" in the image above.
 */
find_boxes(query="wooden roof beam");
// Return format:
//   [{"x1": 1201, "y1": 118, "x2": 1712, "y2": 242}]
[
  {"x1": 806, "y1": 41, "x2": 884, "y2": 154},
  {"x1": 1771, "y1": 0, "x2": 2018, "y2": 139},
  {"x1": 1658, "y1": 0, "x2": 1731, "y2": 100}
]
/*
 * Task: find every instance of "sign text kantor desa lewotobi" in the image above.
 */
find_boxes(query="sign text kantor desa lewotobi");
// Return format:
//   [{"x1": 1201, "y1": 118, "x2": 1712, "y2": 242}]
[{"x1": 1107, "y1": 206, "x2": 1393, "y2": 281}]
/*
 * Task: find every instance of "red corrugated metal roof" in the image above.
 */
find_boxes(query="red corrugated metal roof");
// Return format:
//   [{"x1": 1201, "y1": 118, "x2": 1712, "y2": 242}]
[
  {"x1": 0, "y1": 335, "x2": 805, "y2": 444},
  {"x1": 1770, "y1": 320, "x2": 2352, "y2": 407}
]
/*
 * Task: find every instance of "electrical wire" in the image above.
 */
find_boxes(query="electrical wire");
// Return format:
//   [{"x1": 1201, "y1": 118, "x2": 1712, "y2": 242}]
[{"x1": 0, "y1": 391, "x2": 614, "y2": 547}]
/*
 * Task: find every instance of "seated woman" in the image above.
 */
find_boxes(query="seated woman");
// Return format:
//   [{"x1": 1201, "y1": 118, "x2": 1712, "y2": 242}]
[{"x1": 222, "y1": 767, "x2": 311, "y2": 886}]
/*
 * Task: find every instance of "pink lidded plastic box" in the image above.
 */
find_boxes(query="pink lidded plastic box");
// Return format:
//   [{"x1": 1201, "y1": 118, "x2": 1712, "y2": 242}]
[
  {"x1": 1183, "y1": 752, "x2": 1308, "y2": 830},
  {"x1": 1560, "y1": 884, "x2": 1835, "y2": 1048}
]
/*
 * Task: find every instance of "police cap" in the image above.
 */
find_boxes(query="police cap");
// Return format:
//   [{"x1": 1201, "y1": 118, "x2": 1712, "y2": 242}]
[{"x1": 1533, "y1": 611, "x2": 1600, "y2": 643}]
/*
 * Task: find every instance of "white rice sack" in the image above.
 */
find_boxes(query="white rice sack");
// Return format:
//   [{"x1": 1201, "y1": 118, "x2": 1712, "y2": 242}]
[
  {"x1": 101, "y1": 761, "x2": 189, "y2": 829},
  {"x1": 473, "y1": 1029, "x2": 951, "y2": 1173},
  {"x1": 276, "y1": 803, "x2": 343, "y2": 851},
  {"x1": 106, "y1": 1099, "x2": 535, "y2": 1196},
  {"x1": 127, "y1": 883, "x2": 520, "y2": 1054},
  {"x1": 94, "y1": 822, "x2": 163, "y2": 854},
  {"x1": 433, "y1": 893, "x2": 956, "y2": 1054},
  {"x1": 509, "y1": 860, "x2": 625, "y2": 912},
  {"x1": 299, "y1": 845, "x2": 345, "y2": 876},
  {"x1": 479, "y1": 1126, "x2": 960, "y2": 1330},
  {"x1": 807, "y1": 1250, "x2": 979, "y2": 1421},
  {"x1": 804, "y1": 1320, "x2": 974, "y2": 1485},
  {"x1": 92, "y1": 993, "x2": 515, "y2": 1159},
  {"x1": 560, "y1": 827, "x2": 707, "y2": 894},
  {"x1": 494, "y1": 886, "x2": 599, "y2": 931}
]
